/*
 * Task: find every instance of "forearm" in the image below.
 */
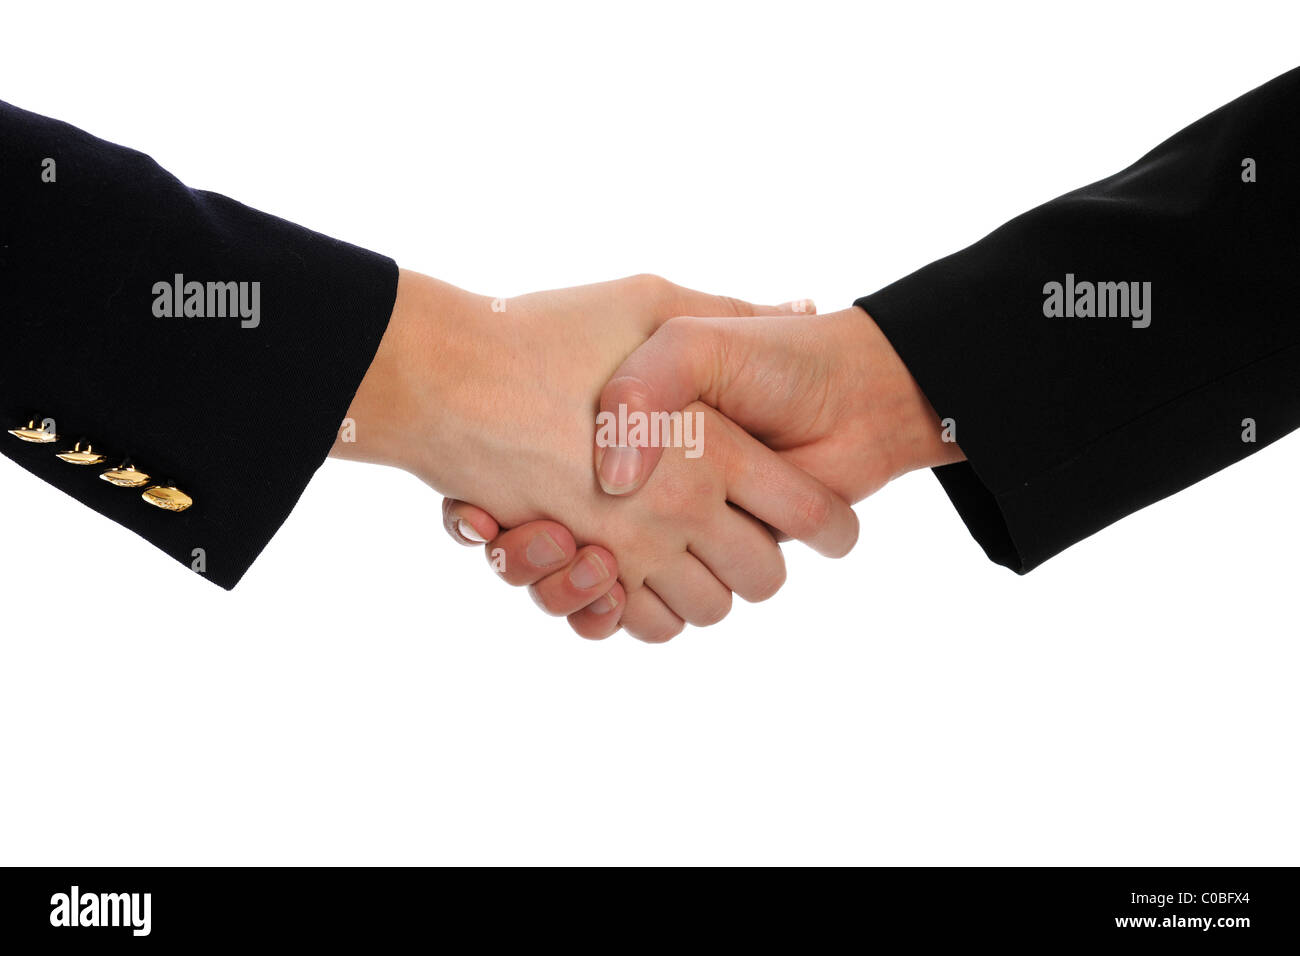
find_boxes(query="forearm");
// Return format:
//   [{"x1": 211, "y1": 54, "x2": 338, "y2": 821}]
[
  {"x1": 857, "y1": 66, "x2": 1300, "y2": 572},
  {"x1": 0, "y1": 99, "x2": 398, "y2": 589},
  {"x1": 330, "y1": 269, "x2": 477, "y2": 483}
]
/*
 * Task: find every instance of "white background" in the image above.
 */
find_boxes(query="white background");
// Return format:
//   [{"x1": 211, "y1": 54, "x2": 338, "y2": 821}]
[{"x1": 2, "y1": 1, "x2": 1297, "y2": 865}]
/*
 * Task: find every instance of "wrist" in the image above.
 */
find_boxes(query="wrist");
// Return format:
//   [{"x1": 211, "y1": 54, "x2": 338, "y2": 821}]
[
  {"x1": 843, "y1": 305, "x2": 964, "y2": 481},
  {"x1": 332, "y1": 269, "x2": 490, "y2": 485}
]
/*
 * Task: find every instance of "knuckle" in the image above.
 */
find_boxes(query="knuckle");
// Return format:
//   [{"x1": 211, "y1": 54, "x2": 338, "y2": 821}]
[
  {"x1": 717, "y1": 295, "x2": 749, "y2": 317},
  {"x1": 569, "y1": 615, "x2": 614, "y2": 640},
  {"x1": 622, "y1": 602, "x2": 684, "y2": 643},
  {"x1": 829, "y1": 510, "x2": 861, "y2": 558},
  {"x1": 638, "y1": 619, "x2": 684, "y2": 643},
  {"x1": 628, "y1": 272, "x2": 670, "y2": 300},
  {"x1": 660, "y1": 313, "x2": 706, "y2": 347},
  {"x1": 649, "y1": 465, "x2": 722, "y2": 522},
  {"x1": 693, "y1": 591, "x2": 733, "y2": 627},
  {"x1": 790, "y1": 489, "x2": 834, "y2": 540},
  {"x1": 602, "y1": 374, "x2": 654, "y2": 412},
  {"x1": 527, "y1": 585, "x2": 565, "y2": 617},
  {"x1": 743, "y1": 560, "x2": 787, "y2": 603}
]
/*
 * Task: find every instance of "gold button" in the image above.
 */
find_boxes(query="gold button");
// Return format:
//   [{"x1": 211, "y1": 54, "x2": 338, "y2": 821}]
[
  {"x1": 7, "y1": 418, "x2": 58, "y2": 443},
  {"x1": 57, "y1": 441, "x2": 107, "y2": 465},
  {"x1": 142, "y1": 484, "x2": 193, "y2": 513},
  {"x1": 101, "y1": 461, "x2": 152, "y2": 488}
]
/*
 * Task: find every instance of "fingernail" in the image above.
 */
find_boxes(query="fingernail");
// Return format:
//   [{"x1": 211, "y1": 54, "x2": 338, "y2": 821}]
[
  {"x1": 589, "y1": 589, "x2": 619, "y2": 615},
  {"x1": 598, "y1": 445, "x2": 642, "y2": 494},
  {"x1": 525, "y1": 531, "x2": 566, "y2": 568},
  {"x1": 569, "y1": 552, "x2": 609, "y2": 590},
  {"x1": 456, "y1": 518, "x2": 487, "y2": 543},
  {"x1": 781, "y1": 298, "x2": 815, "y2": 314}
]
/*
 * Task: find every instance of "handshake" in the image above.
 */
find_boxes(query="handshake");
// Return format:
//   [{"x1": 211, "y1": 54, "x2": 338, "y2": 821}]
[{"x1": 333, "y1": 270, "x2": 965, "y2": 641}]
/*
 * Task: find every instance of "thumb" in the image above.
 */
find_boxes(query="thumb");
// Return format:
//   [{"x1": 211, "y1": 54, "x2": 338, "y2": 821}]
[{"x1": 596, "y1": 316, "x2": 728, "y2": 495}]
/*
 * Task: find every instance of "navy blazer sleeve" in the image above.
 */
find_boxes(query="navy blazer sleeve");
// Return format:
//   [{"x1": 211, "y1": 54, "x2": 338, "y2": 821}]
[
  {"x1": 857, "y1": 66, "x2": 1300, "y2": 573},
  {"x1": 0, "y1": 101, "x2": 399, "y2": 589}
]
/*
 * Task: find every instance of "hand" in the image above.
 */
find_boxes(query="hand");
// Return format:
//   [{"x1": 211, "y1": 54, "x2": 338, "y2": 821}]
[
  {"x1": 592, "y1": 306, "x2": 965, "y2": 505},
  {"x1": 441, "y1": 500, "x2": 627, "y2": 639},
  {"x1": 335, "y1": 272, "x2": 860, "y2": 641}
]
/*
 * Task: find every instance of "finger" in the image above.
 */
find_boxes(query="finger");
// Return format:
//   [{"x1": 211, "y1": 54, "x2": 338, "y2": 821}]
[
  {"x1": 595, "y1": 289, "x2": 814, "y2": 498},
  {"x1": 482, "y1": 521, "x2": 577, "y2": 586},
  {"x1": 643, "y1": 553, "x2": 733, "y2": 627},
  {"x1": 689, "y1": 503, "x2": 788, "y2": 603},
  {"x1": 442, "y1": 498, "x2": 501, "y2": 545},
  {"x1": 712, "y1": 410, "x2": 860, "y2": 558},
  {"x1": 567, "y1": 582, "x2": 626, "y2": 640},
  {"x1": 620, "y1": 585, "x2": 685, "y2": 644},
  {"x1": 596, "y1": 315, "x2": 721, "y2": 496},
  {"x1": 528, "y1": 545, "x2": 619, "y2": 617}
]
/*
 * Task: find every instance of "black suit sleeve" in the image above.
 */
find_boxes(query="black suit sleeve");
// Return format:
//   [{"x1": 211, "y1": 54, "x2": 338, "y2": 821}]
[
  {"x1": 0, "y1": 101, "x2": 399, "y2": 589},
  {"x1": 856, "y1": 66, "x2": 1300, "y2": 573}
]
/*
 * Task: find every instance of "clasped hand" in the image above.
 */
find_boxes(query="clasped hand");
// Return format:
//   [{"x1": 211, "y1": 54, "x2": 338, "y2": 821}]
[{"x1": 335, "y1": 270, "x2": 960, "y2": 641}]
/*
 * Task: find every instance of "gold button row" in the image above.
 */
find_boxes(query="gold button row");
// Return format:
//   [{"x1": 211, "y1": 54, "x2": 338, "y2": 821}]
[{"x1": 8, "y1": 418, "x2": 193, "y2": 512}]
